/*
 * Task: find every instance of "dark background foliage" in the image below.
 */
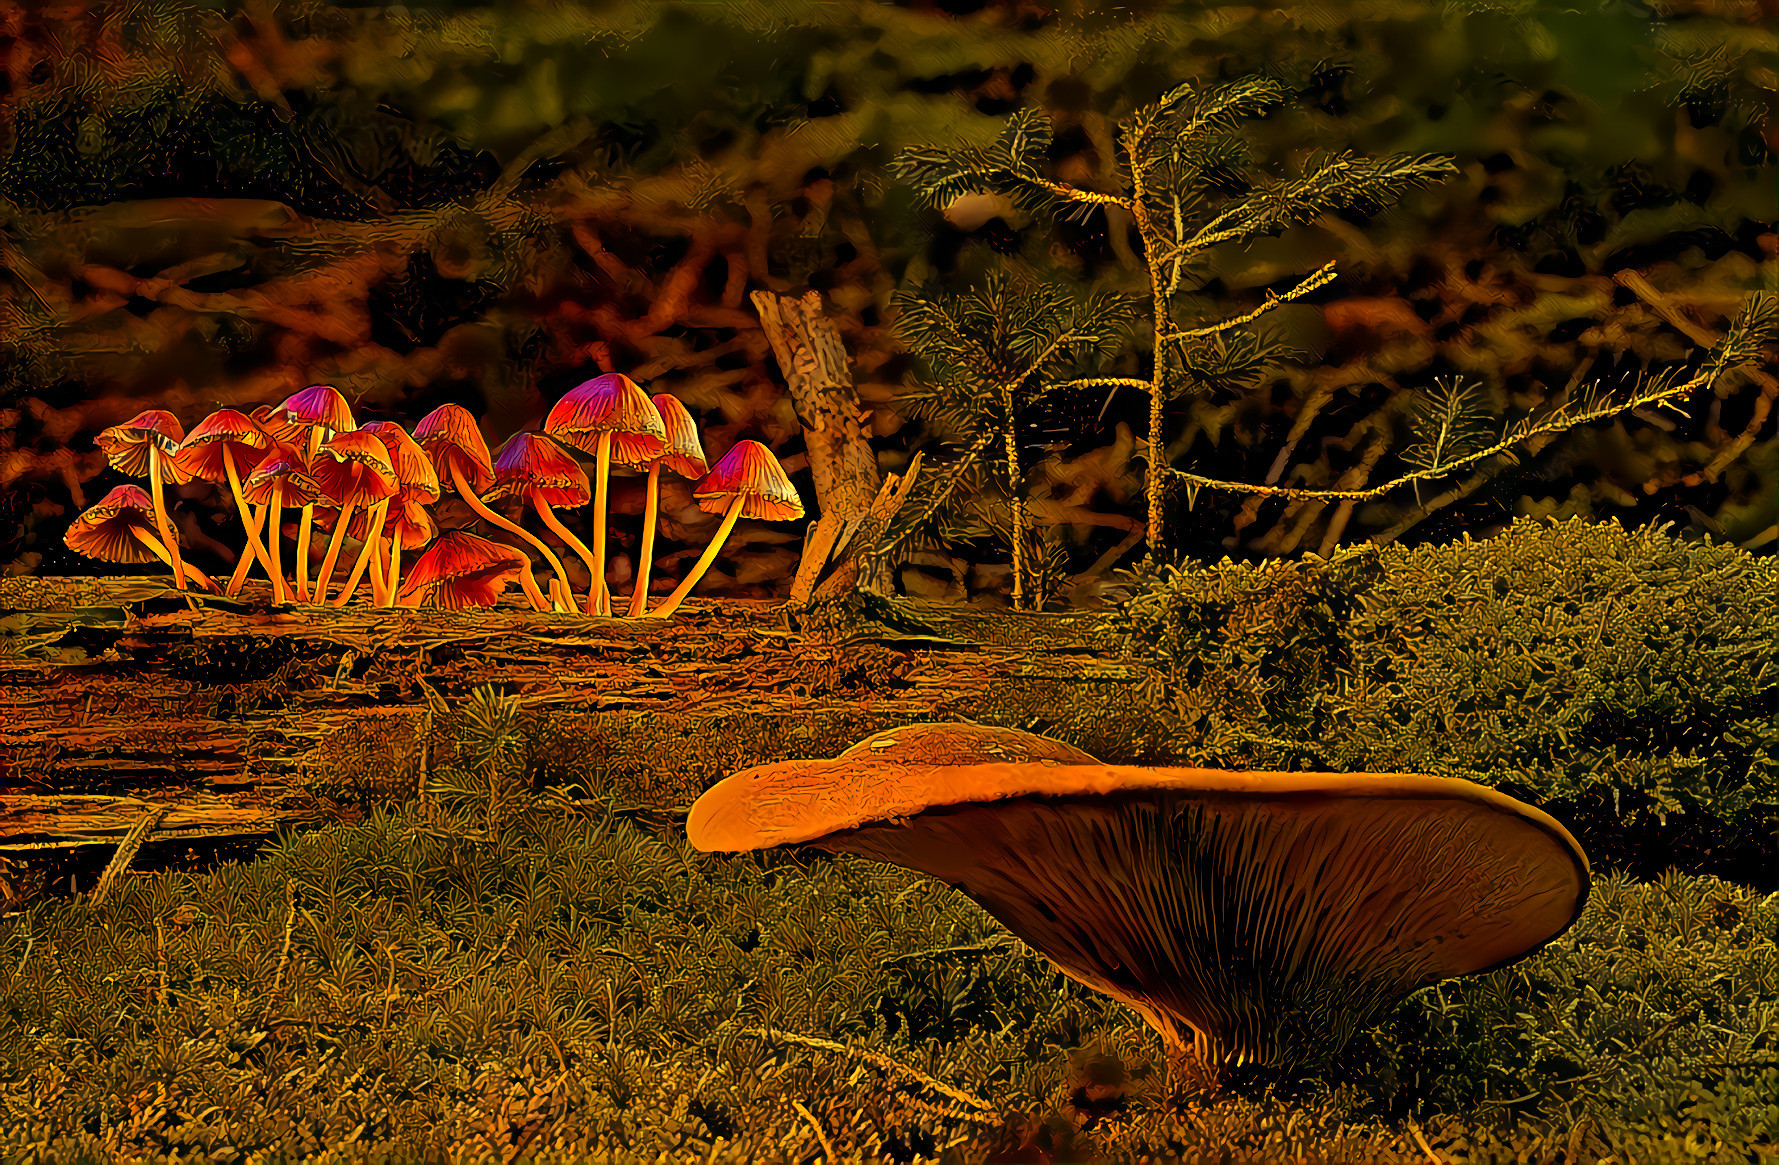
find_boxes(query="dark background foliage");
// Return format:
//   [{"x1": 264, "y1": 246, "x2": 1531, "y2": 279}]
[{"x1": 0, "y1": 0, "x2": 1773, "y2": 600}]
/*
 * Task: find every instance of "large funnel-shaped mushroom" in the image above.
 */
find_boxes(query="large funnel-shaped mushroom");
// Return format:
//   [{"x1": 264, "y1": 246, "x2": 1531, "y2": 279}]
[{"x1": 688, "y1": 722, "x2": 1592, "y2": 1080}]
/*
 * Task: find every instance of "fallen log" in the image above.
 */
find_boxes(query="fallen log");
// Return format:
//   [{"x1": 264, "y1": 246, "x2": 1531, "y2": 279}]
[{"x1": 0, "y1": 576, "x2": 1169, "y2": 863}]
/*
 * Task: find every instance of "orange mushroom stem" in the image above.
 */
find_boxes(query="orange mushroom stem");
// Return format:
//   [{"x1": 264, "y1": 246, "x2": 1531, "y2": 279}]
[
  {"x1": 629, "y1": 393, "x2": 707, "y2": 617},
  {"x1": 95, "y1": 410, "x2": 192, "y2": 593}
]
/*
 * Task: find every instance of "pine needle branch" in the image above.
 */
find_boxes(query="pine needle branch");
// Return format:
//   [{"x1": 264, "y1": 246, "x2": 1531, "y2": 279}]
[
  {"x1": 1180, "y1": 150, "x2": 1459, "y2": 252},
  {"x1": 1160, "y1": 259, "x2": 1340, "y2": 342},
  {"x1": 1162, "y1": 292, "x2": 1775, "y2": 502}
]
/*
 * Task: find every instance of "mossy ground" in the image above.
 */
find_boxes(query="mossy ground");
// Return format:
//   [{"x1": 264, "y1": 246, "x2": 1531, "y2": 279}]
[{"x1": 0, "y1": 776, "x2": 1773, "y2": 1164}]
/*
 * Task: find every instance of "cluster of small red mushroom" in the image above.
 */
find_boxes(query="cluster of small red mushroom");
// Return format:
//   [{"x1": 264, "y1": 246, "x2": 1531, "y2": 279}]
[{"x1": 65, "y1": 374, "x2": 805, "y2": 617}]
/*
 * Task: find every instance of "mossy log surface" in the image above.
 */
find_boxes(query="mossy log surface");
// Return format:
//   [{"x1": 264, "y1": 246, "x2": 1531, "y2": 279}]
[{"x1": 1, "y1": 576, "x2": 1164, "y2": 858}]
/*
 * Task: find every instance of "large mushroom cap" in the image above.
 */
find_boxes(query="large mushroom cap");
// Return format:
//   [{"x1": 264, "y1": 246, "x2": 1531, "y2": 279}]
[
  {"x1": 173, "y1": 409, "x2": 273, "y2": 481},
  {"x1": 312, "y1": 429, "x2": 399, "y2": 506},
  {"x1": 649, "y1": 393, "x2": 708, "y2": 481},
  {"x1": 693, "y1": 439, "x2": 804, "y2": 521},
  {"x1": 486, "y1": 431, "x2": 590, "y2": 508},
  {"x1": 359, "y1": 421, "x2": 441, "y2": 506},
  {"x1": 688, "y1": 727, "x2": 1592, "y2": 1076},
  {"x1": 274, "y1": 384, "x2": 357, "y2": 438},
  {"x1": 545, "y1": 372, "x2": 667, "y2": 466},
  {"x1": 239, "y1": 444, "x2": 322, "y2": 508},
  {"x1": 412, "y1": 403, "x2": 496, "y2": 494},
  {"x1": 96, "y1": 410, "x2": 190, "y2": 483},
  {"x1": 396, "y1": 529, "x2": 528, "y2": 610}
]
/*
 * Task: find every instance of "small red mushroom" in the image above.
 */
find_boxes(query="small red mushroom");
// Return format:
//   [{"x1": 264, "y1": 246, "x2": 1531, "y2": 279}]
[
  {"x1": 544, "y1": 374, "x2": 667, "y2": 615},
  {"x1": 645, "y1": 439, "x2": 803, "y2": 619},
  {"x1": 95, "y1": 410, "x2": 192, "y2": 592},
  {"x1": 271, "y1": 385, "x2": 356, "y2": 601},
  {"x1": 310, "y1": 429, "x2": 398, "y2": 606},
  {"x1": 395, "y1": 530, "x2": 530, "y2": 611},
  {"x1": 238, "y1": 443, "x2": 322, "y2": 605},
  {"x1": 65, "y1": 484, "x2": 218, "y2": 592},
  {"x1": 488, "y1": 432, "x2": 604, "y2": 615},
  {"x1": 628, "y1": 393, "x2": 708, "y2": 617},
  {"x1": 341, "y1": 420, "x2": 440, "y2": 607},
  {"x1": 412, "y1": 403, "x2": 560, "y2": 612},
  {"x1": 172, "y1": 409, "x2": 275, "y2": 597}
]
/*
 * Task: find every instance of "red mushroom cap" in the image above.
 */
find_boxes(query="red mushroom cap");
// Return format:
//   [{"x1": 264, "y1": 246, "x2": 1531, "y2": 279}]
[
  {"x1": 96, "y1": 410, "x2": 191, "y2": 483},
  {"x1": 172, "y1": 409, "x2": 273, "y2": 482},
  {"x1": 239, "y1": 443, "x2": 322, "y2": 508},
  {"x1": 64, "y1": 484, "x2": 172, "y2": 562},
  {"x1": 312, "y1": 429, "x2": 399, "y2": 507},
  {"x1": 350, "y1": 492, "x2": 436, "y2": 548},
  {"x1": 693, "y1": 439, "x2": 804, "y2": 521},
  {"x1": 359, "y1": 421, "x2": 441, "y2": 505},
  {"x1": 486, "y1": 432, "x2": 591, "y2": 508},
  {"x1": 275, "y1": 384, "x2": 357, "y2": 437},
  {"x1": 396, "y1": 530, "x2": 528, "y2": 610},
  {"x1": 412, "y1": 404, "x2": 496, "y2": 494},
  {"x1": 650, "y1": 393, "x2": 708, "y2": 481},
  {"x1": 544, "y1": 373, "x2": 667, "y2": 467}
]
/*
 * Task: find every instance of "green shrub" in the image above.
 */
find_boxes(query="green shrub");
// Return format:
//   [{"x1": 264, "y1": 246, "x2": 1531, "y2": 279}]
[{"x1": 1109, "y1": 516, "x2": 1779, "y2": 872}]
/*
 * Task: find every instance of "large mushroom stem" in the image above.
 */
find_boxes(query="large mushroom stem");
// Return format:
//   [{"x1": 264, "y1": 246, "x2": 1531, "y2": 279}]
[
  {"x1": 645, "y1": 496, "x2": 744, "y2": 620},
  {"x1": 532, "y1": 499, "x2": 603, "y2": 616},
  {"x1": 627, "y1": 463, "x2": 664, "y2": 617},
  {"x1": 591, "y1": 431, "x2": 614, "y2": 616},
  {"x1": 381, "y1": 527, "x2": 405, "y2": 609},
  {"x1": 445, "y1": 463, "x2": 561, "y2": 612},
  {"x1": 146, "y1": 443, "x2": 188, "y2": 592},
  {"x1": 295, "y1": 427, "x2": 323, "y2": 601},
  {"x1": 128, "y1": 526, "x2": 218, "y2": 592},
  {"x1": 333, "y1": 499, "x2": 389, "y2": 607},
  {"x1": 313, "y1": 499, "x2": 357, "y2": 607},
  {"x1": 222, "y1": 446, "x2": 278, "y2": 601}
]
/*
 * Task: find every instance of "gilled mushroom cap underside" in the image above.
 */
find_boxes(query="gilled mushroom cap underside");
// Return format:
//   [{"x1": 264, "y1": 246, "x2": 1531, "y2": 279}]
[{"x1": 690, "y1": 741, "x2": 1590, "y2": 1070}]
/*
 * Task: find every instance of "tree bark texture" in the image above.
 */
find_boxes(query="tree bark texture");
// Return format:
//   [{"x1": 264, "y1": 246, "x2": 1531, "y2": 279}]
[
  {"x1": 0, "y1": 577, "x2": 1164, "y2": 860},
  {"x1": 750, "y1": 290, "x2": 904, "y2": 602}
]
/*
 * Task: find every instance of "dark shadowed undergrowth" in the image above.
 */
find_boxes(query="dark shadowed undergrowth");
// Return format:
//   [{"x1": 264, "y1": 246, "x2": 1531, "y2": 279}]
[{"x1": 0, "y1": 773, "x2": 1773, "y2": 1164}]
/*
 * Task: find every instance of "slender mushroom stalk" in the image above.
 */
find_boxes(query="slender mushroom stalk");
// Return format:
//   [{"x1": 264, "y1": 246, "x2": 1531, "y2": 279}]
[
  {"x1": 296, "y1": 428, "x2": 323, "y2": 599},
  {"x1": 689, "y1": 721, "x2": 1593, "y2": 1084},
  {"x1": 225, "y1": 503, "x2": 266, "y2": 595},
  {"x1": 544, "y1": 373, "x2": 666, "y2": 615},
  {"x1": 413, "y1": 404, "x2": 563, "y2": 612},
  {"x1": 488, "y1": 432, "x2": 607, "y2": 614},
  {"x1": 125, "y1": 527, "x2": 219, "y2": 590},
  {"x1": 647, "y1": 439, "x2": 803, "y2": 620},
  {"x1": 95, "y1": 410, "x2": 192, "y2": 592},
  {"x1": 270, "y1": 385, "x2": 356, "y2": 602},
  {"x1": 240, "y1": 445, "x2": 321, "y2": 605},
  {"x1": 629, "y1": 393, "x2": 707, "y2": 616},
  {"x1": 172, "y1": 409, "x2": 275, "y2": 598},
  {"x1": 354, "y1": 421, "x2": 440, "y2": 609},
  {"x1": 226, "y1": 406, "x2": 283, "y2": 595},
  {"x1": 310, "y1": 429, "x2": 397, "y2": 605},
  {"x1": 64, "y1": 484, "x2": 218, "y2": 592},
  {"x1": 333, "y1": 498, "x2": 390, "y2": 607}
]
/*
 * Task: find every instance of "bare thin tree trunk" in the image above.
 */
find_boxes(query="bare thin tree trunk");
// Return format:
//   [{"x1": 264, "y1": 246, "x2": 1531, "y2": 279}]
[{"x1": 751, "y1": 290, "x2": 902, "y2": 603}]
